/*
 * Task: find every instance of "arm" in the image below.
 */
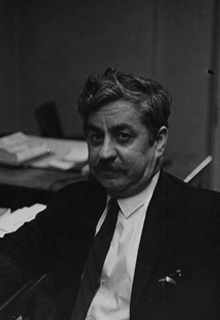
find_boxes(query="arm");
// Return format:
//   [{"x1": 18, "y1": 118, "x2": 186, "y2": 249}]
[{"x1": 0, "y1": 181, "x2": 84, "y2": 303}]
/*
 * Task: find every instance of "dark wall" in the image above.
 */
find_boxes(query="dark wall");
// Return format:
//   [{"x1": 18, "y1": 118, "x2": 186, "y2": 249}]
[
  {"x1": 156, "y1": 0, "x2": 215, "y2": 178},
  {"x1": 1, "y1": 0, "x2": 157, "y2": 136},
  {"x1": 0, "y1": 0, "x2": 217, "y2": 181},
  {"x1": 0, "y1": 1, "x2": 19, "y2": 134}
]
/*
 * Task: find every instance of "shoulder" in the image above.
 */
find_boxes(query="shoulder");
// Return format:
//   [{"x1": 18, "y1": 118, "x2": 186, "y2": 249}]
[
  {"x1": 56, "y1": 178, "x2": 106, "y2": 200},
  {"x1": 26, "y1": 178, "x2": 107, "y2": 244},
  {"x1": 160, "y1": 171, "x2": 220, "y2": 240},
  {"x1": 163, "y1": 171, "x2": 220, "y2": 204},
  {"x1": 46, "y1": 177, "x2": 107, "y2": 214},
  {"x1": 160, "y1": 171, "x2": 220, "y2": 227}
]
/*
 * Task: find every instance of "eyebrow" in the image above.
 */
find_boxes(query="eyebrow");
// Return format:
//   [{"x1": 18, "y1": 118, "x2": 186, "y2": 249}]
[
  {"x1": 86, "y1": 123, "x2": 134, "y2": 133},
  {"x1": 86, "y1": 124, "x2": 100, "y2": 132}
]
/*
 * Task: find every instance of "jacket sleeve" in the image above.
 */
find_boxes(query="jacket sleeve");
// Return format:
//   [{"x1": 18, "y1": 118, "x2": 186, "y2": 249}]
[{"x1": 0, "y1": 180, "x2": 88, "y2": 303}]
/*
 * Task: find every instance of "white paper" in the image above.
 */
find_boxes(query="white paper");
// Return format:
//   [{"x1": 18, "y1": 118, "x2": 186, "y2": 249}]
[{"x1": 0, "y1": 203, "x2": 46, "y2": 237}]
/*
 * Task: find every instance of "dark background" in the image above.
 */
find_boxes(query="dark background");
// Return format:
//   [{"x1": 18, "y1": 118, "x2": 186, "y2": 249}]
[{"x1": 0, "y1": 0, "x2": 219, "y2": 189}]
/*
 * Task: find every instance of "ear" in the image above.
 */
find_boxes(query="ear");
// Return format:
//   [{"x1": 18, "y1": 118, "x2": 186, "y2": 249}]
[{"x1": 155, "y1": 126, "x2": 168, "y2": 157}]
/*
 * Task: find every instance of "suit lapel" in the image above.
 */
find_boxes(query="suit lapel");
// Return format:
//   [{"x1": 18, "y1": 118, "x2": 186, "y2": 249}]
[
  {"x1": 81, "y1": 183, "x2": 107, "y2": 246},
  {"x1": 130, "y1": 171, "x2": 170, "y2": 311}
]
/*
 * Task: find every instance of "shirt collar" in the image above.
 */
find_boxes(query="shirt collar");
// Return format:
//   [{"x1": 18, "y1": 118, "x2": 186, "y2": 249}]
[{"x1": 108, "y1": 171, "x2": 160, "y2": 218}]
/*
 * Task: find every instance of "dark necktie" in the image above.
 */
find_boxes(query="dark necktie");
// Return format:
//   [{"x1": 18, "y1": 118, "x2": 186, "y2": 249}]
[{"x1": 71, "y1": 199, "x2": 119, "y2": 320}]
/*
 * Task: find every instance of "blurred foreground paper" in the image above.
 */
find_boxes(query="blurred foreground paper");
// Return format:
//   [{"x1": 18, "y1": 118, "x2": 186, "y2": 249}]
[{"x1": 0, "y1": 203, "x2": 46, "y2": 237}]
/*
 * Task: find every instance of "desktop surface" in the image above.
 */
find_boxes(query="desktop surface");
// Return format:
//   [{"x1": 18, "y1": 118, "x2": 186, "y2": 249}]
[{"x1": 0, "y1": 136, "x2": 88, "y2": 209}]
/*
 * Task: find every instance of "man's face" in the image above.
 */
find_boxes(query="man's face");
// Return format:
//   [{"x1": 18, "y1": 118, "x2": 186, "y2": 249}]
[{"x1": 86, "y1": 100, "x2": 167, "y2": 198}]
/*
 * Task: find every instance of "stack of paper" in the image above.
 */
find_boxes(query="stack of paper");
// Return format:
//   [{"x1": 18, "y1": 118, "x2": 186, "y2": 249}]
[
  {"x1": 48, "y1": 141, "x2": 89, "y2": 171},
  {"x1": 0, "y1": 132, "x2": 50, "y2": 166}
]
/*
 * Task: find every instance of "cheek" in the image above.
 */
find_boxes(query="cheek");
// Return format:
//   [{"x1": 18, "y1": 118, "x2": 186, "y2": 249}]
[
  {"x1": 122, "y1": 152, "x2": 145, "y2": 171},
  {"x1": 88, "y1": 146, "x2": 98, "y2": 162},
  {"x1": 125, "y1": 150, "x2": 155, "y2": 174}
]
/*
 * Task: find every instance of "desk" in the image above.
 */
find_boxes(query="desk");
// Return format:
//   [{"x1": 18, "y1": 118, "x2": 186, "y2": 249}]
[{"x1": 0, "y1": 136, "x2": 88, "y2": 209}]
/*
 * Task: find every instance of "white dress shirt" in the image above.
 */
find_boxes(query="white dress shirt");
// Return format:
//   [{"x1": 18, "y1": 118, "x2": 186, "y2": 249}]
[{"x1": 85, "y1": 172, "x2": 159, "y2": 320}]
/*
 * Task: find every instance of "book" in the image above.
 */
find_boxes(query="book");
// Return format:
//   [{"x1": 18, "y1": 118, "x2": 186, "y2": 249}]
[{"x1": 0, "y1": 132, "x2": 50, "y2": 166}]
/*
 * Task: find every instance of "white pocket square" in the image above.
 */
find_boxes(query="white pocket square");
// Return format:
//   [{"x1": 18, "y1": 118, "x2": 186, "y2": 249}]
[{"x1": 158, "y1": 269, "x2": 182, "y2": 286}]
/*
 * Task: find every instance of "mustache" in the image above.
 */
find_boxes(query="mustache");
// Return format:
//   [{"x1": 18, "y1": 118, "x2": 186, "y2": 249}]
[{"x1": 92, "y1": 160, "x2": 127, "y2": 173}]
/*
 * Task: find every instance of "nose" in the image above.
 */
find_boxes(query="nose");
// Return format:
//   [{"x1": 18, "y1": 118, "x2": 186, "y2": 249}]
[{"x1": 99, "y1": 137, "x2": 117, "y2": 160}]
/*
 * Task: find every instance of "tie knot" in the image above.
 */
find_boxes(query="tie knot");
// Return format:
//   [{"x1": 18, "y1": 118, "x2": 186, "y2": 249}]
[
  {"x1": 105, "y1": 199, "x2": 119, "y2": 228},
  {"x1": 108, "y1": 199, "x2": 119, "y2": 215}
]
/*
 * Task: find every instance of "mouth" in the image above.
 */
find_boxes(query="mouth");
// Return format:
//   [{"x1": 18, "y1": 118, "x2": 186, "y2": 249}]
[
  {"x1": 97, "y1": 168, "x2": 121, "y2": 176},
  {"x1": 92, "y1": 165, "x2": 127, "y2": 177}
]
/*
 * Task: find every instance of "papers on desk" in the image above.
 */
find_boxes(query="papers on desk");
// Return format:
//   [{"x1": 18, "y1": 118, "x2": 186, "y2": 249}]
[
  {"x1": 48, "y1": 143, "x2": 88, "y2": 171},
  {"x1": 0, "y1": 134, "x2": 89, "y2": 172},
  {"x1": 30, "y1": 138, "x2": 89, "y2": 172},
  {"x1": 0, "y1": 203, "x2": 46, "y2": 238},
  {"x1": 0, "y1": 132, "x2": 50, "y2": 167}
]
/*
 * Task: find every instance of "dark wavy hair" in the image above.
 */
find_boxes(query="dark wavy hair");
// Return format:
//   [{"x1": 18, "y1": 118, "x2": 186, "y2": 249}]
[{"x1": 77, "y1": 68, "x2": 172, "y2": 142}]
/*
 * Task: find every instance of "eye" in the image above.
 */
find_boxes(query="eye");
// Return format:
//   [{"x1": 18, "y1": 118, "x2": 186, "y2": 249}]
[
  {"x1": 115, "y1": 132, "x2": 133, "y2": 144},
  {"x1": 88, "y1": 132, "x2": 103, "y2": 145}
]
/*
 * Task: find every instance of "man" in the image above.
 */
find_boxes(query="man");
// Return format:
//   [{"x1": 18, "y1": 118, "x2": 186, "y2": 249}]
[{"x1": 0, "y1": 68, "x2": 220, "y2": 320}]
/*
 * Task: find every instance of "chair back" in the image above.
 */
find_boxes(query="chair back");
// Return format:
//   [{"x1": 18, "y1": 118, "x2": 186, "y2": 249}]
[
  {"x1": 35, "y1": 102, "x2": 63, "y2": 138},
  {"x1": 0, "y1": 274, "x2": 52, "y2": 320},
  {"x1": 184, "y1": 155, "x2": 212, "y2": 188}
]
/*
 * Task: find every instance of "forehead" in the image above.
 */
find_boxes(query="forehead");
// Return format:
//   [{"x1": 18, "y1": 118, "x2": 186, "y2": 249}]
[{"x1": 87, "y1": 100, "x2": 143, "y2": 130}]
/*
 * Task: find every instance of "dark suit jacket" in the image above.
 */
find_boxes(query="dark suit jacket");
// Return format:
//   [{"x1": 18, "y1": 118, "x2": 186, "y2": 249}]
[{"x1": 1, "y1": 171, "x2": 220, "y2": 319}]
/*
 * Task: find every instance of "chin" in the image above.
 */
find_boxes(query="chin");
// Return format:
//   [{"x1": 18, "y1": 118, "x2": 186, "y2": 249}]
[{"x1": 98, "y1": 179, "x2": 124, "y2": 196}]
